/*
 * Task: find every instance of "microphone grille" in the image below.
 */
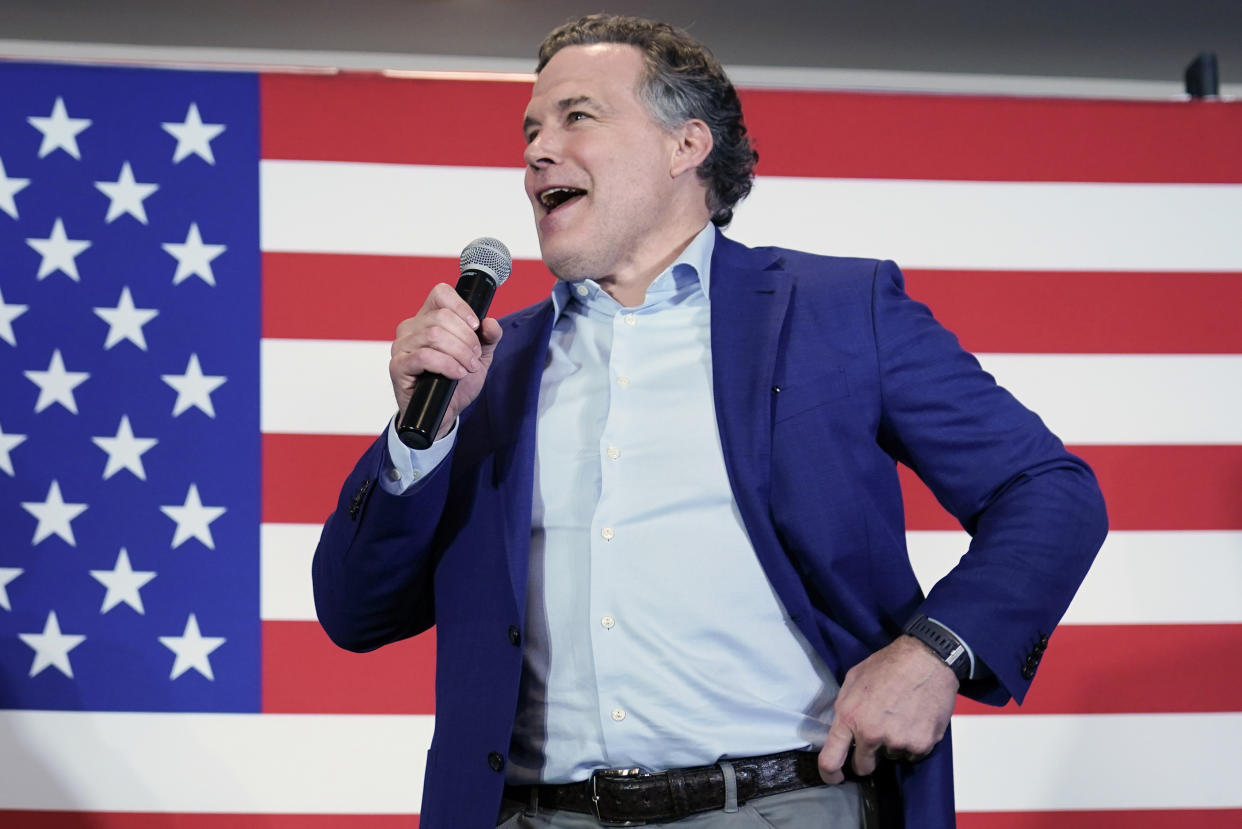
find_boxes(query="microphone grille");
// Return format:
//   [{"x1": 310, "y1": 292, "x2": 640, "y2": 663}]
[{"x1": 460, "y1": 237, "x2": 512, "y2": 285}]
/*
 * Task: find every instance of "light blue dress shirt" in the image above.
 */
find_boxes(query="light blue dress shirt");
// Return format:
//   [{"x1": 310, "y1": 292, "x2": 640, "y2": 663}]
[{"x1": 384, "y1": 224, "x2": 839, "y2": 784}]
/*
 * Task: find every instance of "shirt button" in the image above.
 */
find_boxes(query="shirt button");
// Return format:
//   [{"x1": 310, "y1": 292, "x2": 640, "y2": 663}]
[
  {"x1": 616, "y1": 376, "x2": 630, "y2": 389},
  {"x1": 606, "y1": 446, "x2": 620, "y2": 460},
  {"x1": 385, "y1": 467, "x2": 401, "y2": 482},
  {"x1": 601, "y1": 527, "x2": 614, "y2": 541},
  {"x1": 410, "y1": 469, "x2": 421, "y2": 480},
  {"x1": 624, "y1": 313, "x2": 637, "y2": 326},
  {"x1": 601, "y1": 615, "x2": 615, "y2": 629},
  {"x1": 611, "y1": 708, "x2": 626, "y2": 722},
  {"x1": 576, "y1": 284, "x2": 590, "y2": 297}
]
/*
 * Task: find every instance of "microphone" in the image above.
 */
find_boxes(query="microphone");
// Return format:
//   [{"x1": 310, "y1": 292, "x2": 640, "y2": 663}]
[{"x1": 397, "y1": 237, "x2": 512, "y2": 450}]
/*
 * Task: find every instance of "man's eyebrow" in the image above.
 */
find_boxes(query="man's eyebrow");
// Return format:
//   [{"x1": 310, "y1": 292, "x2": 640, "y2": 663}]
[{"x1": 523, "y1": 95, "x2": 604, "y2": 134}]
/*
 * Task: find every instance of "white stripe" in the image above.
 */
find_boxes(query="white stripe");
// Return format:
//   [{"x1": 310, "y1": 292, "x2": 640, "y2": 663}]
[
  {"x1": 261, "y1": 340, "x2": 1242, "y2": 444},
  {"x1": 2, "y1": 709, "x2": 1236, "y2": 812},
  {"x1": 909, "y1": 530, "x2": 1242, "y2": 625},
  {"x1": 732, "y1": 177, "x2": 1242, "y2": 271},
  {"x1": 261, "y1": 523, "x2": 324, "y2": 621},
  {"x1": 260, "y1": 338, "x2": 395, "y2": 435},
  {"x1": 0, "y1": 710, "x2": 434, "y2": 813},
  {"x1": 260, "y1": 161, "x2": 1242, "y2": 270},
  {"x1": 260, "y1": 161, "x2": 537, "y2": 258},
  {"x1": 977, "y1": 354, "x2": 1242, "y2": 445},
  {"x1": 952, "y1": 712, "x2": 1242, "y2": 811},
  {"x1": 267, "y1": 526, "x2": 1242, "y2": 625}
]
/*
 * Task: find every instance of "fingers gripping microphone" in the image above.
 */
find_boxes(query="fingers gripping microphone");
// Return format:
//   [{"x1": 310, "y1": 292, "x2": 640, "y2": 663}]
[{"x1": 397, "y1": 237, "x2": 512, "y2": 450}]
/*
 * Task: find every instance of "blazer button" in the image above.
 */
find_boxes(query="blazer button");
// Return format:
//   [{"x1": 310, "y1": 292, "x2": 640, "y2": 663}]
[
  {"x1": 488, "y1": 752, "x2": 505, "y2": 772},
  {"x1": 508, "y1": 625, "x2": 521, "y2": 646}
]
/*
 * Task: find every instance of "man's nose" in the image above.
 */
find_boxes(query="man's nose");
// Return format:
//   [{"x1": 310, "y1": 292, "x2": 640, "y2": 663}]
[{"x1": 524, "y1": 130, "x2": 559, "y2": 168}]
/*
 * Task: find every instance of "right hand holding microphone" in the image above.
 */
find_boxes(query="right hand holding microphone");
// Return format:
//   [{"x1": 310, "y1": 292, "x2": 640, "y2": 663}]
[
  {"x1": 389, "y1": 283, "x2": 504, "y2": 445},
  {"x1": 392, "y1": 237, "x2": 511, "y2": 449}
]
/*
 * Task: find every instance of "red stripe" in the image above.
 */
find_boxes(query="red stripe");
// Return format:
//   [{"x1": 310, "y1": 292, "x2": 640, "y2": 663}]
[
  {"x1": 261, "y1": 73, "x2": 1242, "y2": 182},
  {"x1": 262, "y1": 621, "x2": 435, "y2": 715},
  {"x1": 956, "y1": 624, "x2": 1242, "y2": 715},
  {"x1": 266, "y1": 436, "x2": 1242, "y2": 530},
  {"x1": 902, "y1": 444, "x2": 1242, "y2": 532},
  {"x1": 957, "y1": 810, "x2": 1242, "y2": 828},
  {"x1": 262, "y1": 433, "x2": 375, "y2": 525},
  {"x1": 262, "y1": 253, "x2": 555, "y2": 341},
  {"x1": 261, "y1": 74, "x2": 530, "y2": 167},
  {"x1": 0, "y1": 814, "x2": 417, "y2": 828},
  {"x1": 267, "y1": 619, "x2": 1240, "y2": 718},
  {"x1": 903, "y1": 270, "x2": 1242, "y2": 354},
  {"x1": 741, "y1": 90, "x2": 1242, "y2": 182},
  {"x1": 265, "y1": 254, "x2": 1242, "y2": 354}
]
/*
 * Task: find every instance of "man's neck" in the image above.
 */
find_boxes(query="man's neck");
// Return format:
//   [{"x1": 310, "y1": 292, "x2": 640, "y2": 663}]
[{"x1": 596, "y1": 222, "x2": 711, "y2": 307}]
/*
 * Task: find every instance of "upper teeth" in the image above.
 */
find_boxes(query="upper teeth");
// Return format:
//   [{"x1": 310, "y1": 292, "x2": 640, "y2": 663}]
[{"x1": 540, "y1": 187, "x2": 582, "y2": 208}]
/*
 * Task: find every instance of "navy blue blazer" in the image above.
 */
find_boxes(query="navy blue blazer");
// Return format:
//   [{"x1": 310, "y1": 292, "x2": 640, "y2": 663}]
[{"x1": 313, "y1": 231, "x2": 1108, "y2": 828}]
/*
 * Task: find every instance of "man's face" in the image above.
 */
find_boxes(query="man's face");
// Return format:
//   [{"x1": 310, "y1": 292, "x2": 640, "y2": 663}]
[{"x1": 523, "y1": 43, "x2": 689, "y2": 285}]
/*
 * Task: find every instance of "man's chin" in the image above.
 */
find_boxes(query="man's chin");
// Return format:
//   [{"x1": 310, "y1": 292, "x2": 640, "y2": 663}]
[{"x1": 541, "y1": 246, "x2": 594, "y2": 283}]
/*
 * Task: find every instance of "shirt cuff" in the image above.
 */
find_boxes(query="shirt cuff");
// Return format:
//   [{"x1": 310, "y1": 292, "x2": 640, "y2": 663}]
[
  {"x1": 927, "y1": 617, "x2": 977, "y2": 680},
  {"x1": 381, "y1": 415, "x2": 457, "y2": 495}
]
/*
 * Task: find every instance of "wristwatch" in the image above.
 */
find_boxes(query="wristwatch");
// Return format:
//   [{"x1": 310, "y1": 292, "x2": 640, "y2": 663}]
[{"x1": 903, "y1": 615, "x2": 971, "y2": 682}]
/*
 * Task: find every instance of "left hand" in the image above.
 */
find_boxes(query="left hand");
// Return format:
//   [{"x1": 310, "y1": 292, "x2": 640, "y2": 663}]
[{"x1": 817, "y1": 635, "x2": 959, "y2": 783}]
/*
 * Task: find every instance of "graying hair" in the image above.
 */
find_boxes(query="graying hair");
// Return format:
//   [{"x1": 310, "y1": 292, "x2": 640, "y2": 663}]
[{"x1": 537, "y1": 14, "x2": 758, "y2": 227}]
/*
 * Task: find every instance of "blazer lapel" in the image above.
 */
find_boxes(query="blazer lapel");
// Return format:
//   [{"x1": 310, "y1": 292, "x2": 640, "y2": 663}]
[{"x1": 709, "y1": 233, "x2": 791, "y2": 515}]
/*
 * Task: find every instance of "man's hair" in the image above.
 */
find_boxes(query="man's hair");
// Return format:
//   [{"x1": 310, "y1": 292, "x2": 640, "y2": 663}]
[{"x1": 536, "y1": 14, "x2": 757, "y2": 227}]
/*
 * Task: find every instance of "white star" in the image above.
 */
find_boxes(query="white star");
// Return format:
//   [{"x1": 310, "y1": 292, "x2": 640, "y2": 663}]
[
  {"x1": 0, "y1": 155, "x2": 31, "y2": 220},
  {"x1": 0, "y1": 567, "x2": 22, "y2": 611},
  {"x1": 90, "y1": 548, "x2": 156, "y2": 614},
  {"x1": 28, "y1": 97, "x2": 92, "y2": 160},
  {"x1": 93, "y1": 286, "x2": 159, "y2": 350},
  {"x1": 162, "y1": 103, "x2": 226, "y2": 164},
  {"x1": 160, "y1": 483, "x2": 226, "y2": 549},
  {"x1": 94, "y1": 161, "x2": 159, "y2": 224},
  {"x1": 0, "y1": 284, "x2": 29, "y2": 346},
  {"x1": 0, "y1": 421, "x2": 27, "y2": 476},
  {"x1": 91, "y1": 415, "x2": 158, "y2": 480},
  {"x1": 26, "y1": 217, "x2": 92, "y2": 281},
  {"x1": 159, "y1": 613, "x2": 226, "y2": 680},
  {"x1": 19, "y1": 612, "x2": 88, "y2": 681},
  {"x1": 21, "y1": 480, "x2": 89, "y2": 546},
  {"x1": 19, "y1": 611, "x2": 86, "y2": 677},
  {"x1": 24, "y1": 349, "x2": 90, "y2": 414},
  {"x1": 162, "y1": 223, "x2": 227, "y2": 286},
  {"x1": 161, "y1": 353, "x2": 226, "y2": 417}
]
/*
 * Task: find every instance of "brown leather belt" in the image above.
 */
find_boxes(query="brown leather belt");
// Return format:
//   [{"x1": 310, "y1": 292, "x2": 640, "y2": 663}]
[{"x1": 503, "y1": 749, "x2": 866, "y2": 825}]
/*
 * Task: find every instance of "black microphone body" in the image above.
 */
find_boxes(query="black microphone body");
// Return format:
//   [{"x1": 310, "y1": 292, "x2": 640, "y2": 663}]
[{"x1": 397, "y1": 238, "x2": 511, "y2": 450}]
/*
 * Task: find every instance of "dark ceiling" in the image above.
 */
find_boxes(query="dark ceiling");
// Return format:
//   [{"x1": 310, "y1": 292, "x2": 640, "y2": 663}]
[{"x1": 2, "y1": 0, "x2": 1240, "y2": 90}]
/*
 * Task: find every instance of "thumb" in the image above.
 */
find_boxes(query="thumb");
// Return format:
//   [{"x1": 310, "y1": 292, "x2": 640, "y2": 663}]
[
  {"x1": 478, "y1": 318, "x2": 503, "y2": 359},
  {"x1": 818, "y1": 715, "x2": 853, "y2": 784}
]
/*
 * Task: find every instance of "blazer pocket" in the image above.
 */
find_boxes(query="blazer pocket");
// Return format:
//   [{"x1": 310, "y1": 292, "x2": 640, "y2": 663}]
[{"x1": 773, "y1": 368, "x2": 851, "y2": 424}]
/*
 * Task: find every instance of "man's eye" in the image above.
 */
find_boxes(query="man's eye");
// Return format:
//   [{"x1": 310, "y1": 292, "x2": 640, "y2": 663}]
[
  {"x1": 524, "y1": 130, "x2": 538, "y2": 143},
  {"x1": 567, "y1": 111, "x2": 589, "y2": 123}
]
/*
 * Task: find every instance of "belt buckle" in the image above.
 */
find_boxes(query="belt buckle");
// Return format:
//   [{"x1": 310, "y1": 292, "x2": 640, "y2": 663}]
[{"x1": 590, "y1": 767, "x2": 646, "y2": 826}]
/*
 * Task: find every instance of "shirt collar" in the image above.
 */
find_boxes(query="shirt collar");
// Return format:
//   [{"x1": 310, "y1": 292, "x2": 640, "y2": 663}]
[{"x1": 551, "y1": 222, "x2": 716, "y2": 319}]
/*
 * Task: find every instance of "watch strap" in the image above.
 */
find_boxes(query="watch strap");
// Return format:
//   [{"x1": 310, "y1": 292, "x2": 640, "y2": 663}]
[{"x1": 903, "y1": 615, "x2": 971, "y2": 682}]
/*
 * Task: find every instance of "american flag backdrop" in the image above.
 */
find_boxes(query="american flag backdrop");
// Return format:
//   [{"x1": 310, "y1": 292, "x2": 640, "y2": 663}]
[{"x1": 0, "y1": 57, "x2": 1240, "y2": 827}]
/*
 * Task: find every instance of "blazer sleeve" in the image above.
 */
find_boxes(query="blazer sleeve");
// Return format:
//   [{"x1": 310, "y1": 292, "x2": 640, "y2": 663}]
[
  {"x1": 311, "y1": 431, "x2": 453, "y2": 653},
  {"x1": 870, "y1": 260, "x2": 1108, "y2": 705}
]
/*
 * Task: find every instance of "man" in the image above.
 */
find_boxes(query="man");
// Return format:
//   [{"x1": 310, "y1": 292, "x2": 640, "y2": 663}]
[{"x1": 312, "y1": 14, "x2": 1107, "y2": 828}]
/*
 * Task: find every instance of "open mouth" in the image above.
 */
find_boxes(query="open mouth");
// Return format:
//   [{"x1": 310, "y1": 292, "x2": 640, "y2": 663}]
[{"x1": 538, "y1": 187, "x2": 587, "y2": 213}]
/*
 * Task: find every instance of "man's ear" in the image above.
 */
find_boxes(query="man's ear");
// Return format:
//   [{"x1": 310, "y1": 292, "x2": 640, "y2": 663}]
[{"x1": 669, "y1": 119, "x2": 713, "y2": 178}]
